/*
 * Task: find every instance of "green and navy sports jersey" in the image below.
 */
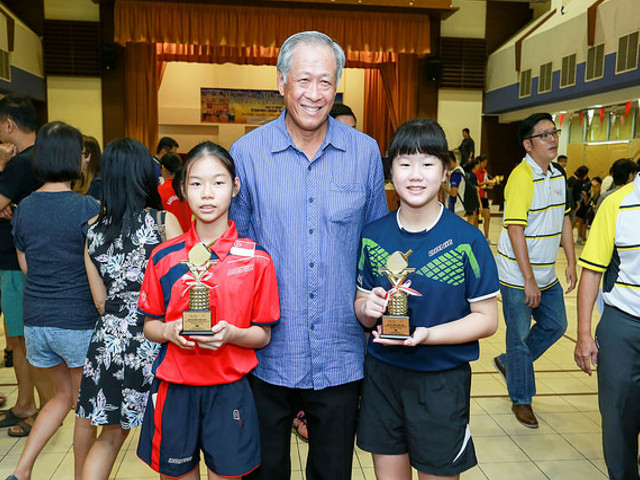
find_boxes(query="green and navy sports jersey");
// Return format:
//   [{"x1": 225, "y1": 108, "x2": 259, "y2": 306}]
[{"x1": 357, "y1": 207, "x2": 499, "y2": 372}]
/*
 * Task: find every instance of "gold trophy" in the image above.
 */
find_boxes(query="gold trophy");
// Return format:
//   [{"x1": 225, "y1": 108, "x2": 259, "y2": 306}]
[
  {"x1": 180, "y1": 241, "x2": 217, "y2": 336},
  {"x1": 379, "y1": 250, "x2": 421, "y2": 340}
]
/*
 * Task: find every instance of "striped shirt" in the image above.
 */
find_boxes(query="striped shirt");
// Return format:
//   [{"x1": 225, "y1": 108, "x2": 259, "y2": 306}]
[
  {"x1": 496, "y1": 155, "x2": 569, "y2": 289},
  {"x1": 578, "y1": 173, "x2": 640, "y2": 317},
  {"x1": 230, "y1": 110, "x2": 388, "y2": 390}
]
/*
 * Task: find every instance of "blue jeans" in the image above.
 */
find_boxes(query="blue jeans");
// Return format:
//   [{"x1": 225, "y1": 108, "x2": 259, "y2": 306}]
[{"x1": 497, "y1": 282, "x2": 567, "y2": 405}]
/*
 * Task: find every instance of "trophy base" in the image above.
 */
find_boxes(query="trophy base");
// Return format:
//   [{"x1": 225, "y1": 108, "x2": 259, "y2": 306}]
[
  {"x1": 180, "y1": 310, "x2": 214, "y2": 336},
  {"x1": 379, "y1": 315, "x2": 412, "y2": 340}
]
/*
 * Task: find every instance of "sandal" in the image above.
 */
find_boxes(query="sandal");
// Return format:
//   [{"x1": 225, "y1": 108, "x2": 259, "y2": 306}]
[
  {"x1": 0, "y1": 409, "x2": 35, "y2": 428},
  {"x1": 8, "y1": 413, "x2": 37, "y2": 437},
  {"x1": 4, "y1": 349, "x2": 12, "y2": 368},
  {"x1": 291, "y1": 410, "x2": 309, "y2": 442}
]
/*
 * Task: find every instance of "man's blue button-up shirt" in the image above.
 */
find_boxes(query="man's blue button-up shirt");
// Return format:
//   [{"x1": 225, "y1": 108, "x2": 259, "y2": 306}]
[{"x1": 230, "y1": 110, "x2": 388, "y2": 390}]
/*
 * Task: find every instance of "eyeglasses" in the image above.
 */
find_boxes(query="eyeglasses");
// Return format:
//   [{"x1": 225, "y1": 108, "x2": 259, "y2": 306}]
[
  {"x1": 527, "y1": 129, "x2": 561, "y2": 142},
  {"x1": 82, "y1": 151, "x2": 90, "y2": 158}
]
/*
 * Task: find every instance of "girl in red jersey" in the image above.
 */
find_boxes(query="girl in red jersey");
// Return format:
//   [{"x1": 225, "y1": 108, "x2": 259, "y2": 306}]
[{"x1": 137, "y1": 141, "x2": 280, "y2": 480}]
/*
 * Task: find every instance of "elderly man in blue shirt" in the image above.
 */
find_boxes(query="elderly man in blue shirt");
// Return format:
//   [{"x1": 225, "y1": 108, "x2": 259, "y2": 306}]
[{"x1": 230, "y1": 31, "x2": 387, "y2": 480}]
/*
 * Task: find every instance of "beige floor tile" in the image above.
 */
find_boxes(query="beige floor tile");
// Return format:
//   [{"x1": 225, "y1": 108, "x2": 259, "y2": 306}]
[
  {"x1": 469, "y1": 415, "x2": 505, "y2": 437},
  {"x1": 471, "y1": 376, "x2": 507, "y2": 396},
  {"x1": 461, "y1": 465, "x2": 488, "y2": 479},
  {"x1": 473, "y1": 436, "x2": 529, "y2": 463},
  {"x1": 50, "y1": 450, "x2": 75, "y2": 480},
  {"x1": 590, "y1": 458, "x2": 609, "y2": 476},
  {"x1": 113, "y1": 449, "x2": 156, "y2": 478},
  {"x1": 479, "y1": 461, "x2": 548, "y2": 480},
  {"x1": 562, "y1": 433, "x2": 604, "y2": 459},
  {"x1": 511, "y1": 434, "x2": 583, "y2": 461},
  {"x1": 536, "y1": 459, "x2": 607, "y2": 479},
  {"x1": 473, "y1": 397, "x2": 513, "y2": 415},
  {"x1": 536, "y1": 411, "x2": 600, "y2": 434},
  {"x1": 0, "y1": 452, "x2": 66, "y2": 479},
  {"x1": 527, "y1": 395, "x2": 577, "y2": 413},
  {"x1": 563, "y1": 393, "x2": 599, "y2": 411}
]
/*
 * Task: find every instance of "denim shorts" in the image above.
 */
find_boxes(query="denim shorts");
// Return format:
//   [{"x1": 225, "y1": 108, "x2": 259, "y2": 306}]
[{"x1": 24, "y1": 326, "x2": 93, "y2": 369}]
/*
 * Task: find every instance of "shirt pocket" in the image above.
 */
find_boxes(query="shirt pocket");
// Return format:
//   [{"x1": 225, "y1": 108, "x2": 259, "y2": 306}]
[{"x1": 328, "y1": 182, "x2": 366, "y2": 224}]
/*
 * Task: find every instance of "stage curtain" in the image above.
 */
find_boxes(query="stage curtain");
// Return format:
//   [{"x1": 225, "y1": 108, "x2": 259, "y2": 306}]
[
  {"x1": 124, "y1": 42, "x2": 158, "y2": 152},
  {"x1": 115, "y1": 1, "x2": 431, "y2": 55},
  {"x1": 364, "y1": 68, "x2": 393, "y2": 156}
]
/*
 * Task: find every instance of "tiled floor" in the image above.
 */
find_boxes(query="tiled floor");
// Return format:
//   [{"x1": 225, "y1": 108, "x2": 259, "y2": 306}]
[{"x1": 0, "y1": 216, "x2": 610, "y2": 479}]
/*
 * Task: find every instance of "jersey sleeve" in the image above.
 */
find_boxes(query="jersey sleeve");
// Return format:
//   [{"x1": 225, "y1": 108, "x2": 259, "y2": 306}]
[
  {"x1": 503, "y1": 166, "x2": 534, "y2": 226},
  {"x1": 250, "y1": 252, "x2": 280, "y2": 326},
  {"x1": 450, "y1": 171, "x2": 462, "y2": 189},
  {"x1": 464, "y1": 233, "x2": 500, "y2": 302},
  {"x1": 138, "y1": 248, "x2": 166, "y2": 318},
  {"x1": 578, "y1": 193, "x2": 617, "y2": 272},
  {"x1": 357, "y1": 237, "x2": 377, "y2": 293}
]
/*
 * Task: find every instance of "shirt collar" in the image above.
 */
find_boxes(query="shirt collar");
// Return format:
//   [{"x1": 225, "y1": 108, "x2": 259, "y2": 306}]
[
  {"x1": 185, "y1": 220, "x2": 239, "y2": 262},
  {"x1": 524, "y1": 153, "x2": 554, "y2": 176},
  {"x1": 395, "y1": 205, "x2": 443, "y2": 233},
  {"x1": 270, "y1": 108, "x2": 346, "y2": 155}
]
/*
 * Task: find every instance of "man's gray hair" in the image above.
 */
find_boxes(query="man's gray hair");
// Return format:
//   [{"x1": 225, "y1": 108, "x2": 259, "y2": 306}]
[{"x1": 277, "y1": 31, "x2": 346, "y2": 85}]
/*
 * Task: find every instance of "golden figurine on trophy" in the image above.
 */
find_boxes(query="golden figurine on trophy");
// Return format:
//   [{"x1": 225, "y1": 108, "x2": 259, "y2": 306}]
[
  {"x1": 180, "y1": 241, "x2": 217, "y2": 335},
  {"x1": 379, "y1": 250, "x2": 422, "y2": 340}
]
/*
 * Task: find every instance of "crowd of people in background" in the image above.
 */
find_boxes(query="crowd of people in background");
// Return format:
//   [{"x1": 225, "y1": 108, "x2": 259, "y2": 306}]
[{"x1": 0, "y1": 28, "x2": 639, "y2": 480}]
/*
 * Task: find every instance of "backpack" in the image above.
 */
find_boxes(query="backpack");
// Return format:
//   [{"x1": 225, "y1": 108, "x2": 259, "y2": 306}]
[{"x1": 459, "y1": 171, "x2": 479, "y2": 213}]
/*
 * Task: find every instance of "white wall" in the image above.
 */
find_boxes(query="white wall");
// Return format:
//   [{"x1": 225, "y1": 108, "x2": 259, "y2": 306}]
[
  {"x1": 437, "y1": 89, "x2": 483, "y2": 154},
  {"x1": 441, "y1": 0, "x2": 486, "y2": 39},
  {"x1": 158, "y1": 62, "x2": 365, "y2": 151},
  {"x1": 44, "y1": 0, "x2": 102, "y2": 146},
  {"x1": 46, "y1": 77, "x2": 103, "y2": 144}
]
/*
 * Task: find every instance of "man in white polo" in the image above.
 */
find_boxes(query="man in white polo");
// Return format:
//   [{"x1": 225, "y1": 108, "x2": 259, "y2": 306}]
[{"x1": 493, "y1": 112, "x2": 576, "y2": 428}]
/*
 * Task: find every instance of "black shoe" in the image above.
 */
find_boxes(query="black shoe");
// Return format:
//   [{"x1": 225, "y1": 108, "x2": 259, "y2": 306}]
[{"x1": 493, "y1": 356, "x2": 506, "y2": 384}]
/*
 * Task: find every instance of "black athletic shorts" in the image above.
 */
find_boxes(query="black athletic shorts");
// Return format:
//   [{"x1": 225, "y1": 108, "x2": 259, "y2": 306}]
[{"x1": 357, "y1": 355, "x2": 477, "y2": 476}]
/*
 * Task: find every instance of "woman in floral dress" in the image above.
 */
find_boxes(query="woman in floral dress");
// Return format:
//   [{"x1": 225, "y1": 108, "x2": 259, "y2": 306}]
[{"x1": 74, "y1": 138, "x2": 182, "y2": 480}]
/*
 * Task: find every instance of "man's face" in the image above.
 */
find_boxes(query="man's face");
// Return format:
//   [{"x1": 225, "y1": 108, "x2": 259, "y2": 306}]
[
  {"x1": 462, "y1": 130, "x2": 469, "y2": 139},
  {"x1": 335, "y1": 114, "x2": 356, "y2": 129},
  {"x1": 278, "y1": 44, "x2": 338, "y2": 136},
  {"x1": 523, "y1": 120, "x2": 558, "y2": 164},
  {"x1": 557, "y1": 157, "x2": 567, "y2": 168}
]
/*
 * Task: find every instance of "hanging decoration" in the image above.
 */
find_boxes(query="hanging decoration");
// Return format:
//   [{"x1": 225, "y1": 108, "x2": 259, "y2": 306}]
[
  {"x1": 559, "y1": 113, "x2": 564, "y2": 126},
  {"x1": 579, "y1": 111, "x2": 583, "y2": 124},
  {"x1": 587, "y1": 109, "x2": 595, "y2": 125},
  {"x1": 599, "y1": 107, "x2": 605, "y2": 123}
]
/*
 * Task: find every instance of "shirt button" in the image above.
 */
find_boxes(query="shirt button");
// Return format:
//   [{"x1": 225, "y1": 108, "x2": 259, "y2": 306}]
[
  {"x1": 309, "y1": 197, "x2": 314, "y2": 203},
  {"x1": 310, "y1": 325, "x2": 315, "y2": 330},
  {"x1": 309, "y1": 229, "x2": 314, "y2": 234},
  {"x1": 309, "y1": 262, "x2": 314, "y2": 268},
  {"x1": 309, "y1": 293, "x2": 315, "y2": 299}
]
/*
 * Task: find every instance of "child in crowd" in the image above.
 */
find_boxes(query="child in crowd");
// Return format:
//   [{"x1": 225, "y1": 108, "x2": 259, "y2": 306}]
[
  {"x1": 354, "y1": 119, "x2": 500, "y2": 480},
  {"x1": 74, "y1": 138, "x2": 182, "y2": 480},
  {"x1": 8, "y1": 122, "x2": 100, "y2": 480},
  {"x1": 158, "y1": 152, "x2": 193, "y2": 232},
  {"x1": 137, "y1": 141, "x2": 280, "y2": 479}
]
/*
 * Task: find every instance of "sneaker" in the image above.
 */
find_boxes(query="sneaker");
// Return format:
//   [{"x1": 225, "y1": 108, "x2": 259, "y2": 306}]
[{"x1": 493, "y1": 356, "x2": 507, "y2": 384}]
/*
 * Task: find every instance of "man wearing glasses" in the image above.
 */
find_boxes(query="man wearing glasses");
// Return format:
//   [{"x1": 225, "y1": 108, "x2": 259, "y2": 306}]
[{"x1": 492, "y1": 113, "x2": 577, "y2": 428}]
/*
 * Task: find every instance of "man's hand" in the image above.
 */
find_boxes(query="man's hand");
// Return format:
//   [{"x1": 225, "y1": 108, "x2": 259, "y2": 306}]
[
  {"x1": 523, "y1": 277, "x2": 541, "y2": 308},
  {"x1": 0, "y1": 205, "x2": 13, "y2": 220},
  {"x1": 0, "y1": 143, "x2": 16, "y2": 170},
  {"x1": 565, "y1": 264, "x2": 577, "y2": 294},
  {"x1": 574, "y1": 335, "x2": 598, "y2": 376}
]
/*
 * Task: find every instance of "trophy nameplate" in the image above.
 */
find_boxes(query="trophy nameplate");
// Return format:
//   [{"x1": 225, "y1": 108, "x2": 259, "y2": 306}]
[
  {"x1": 180, "y1": 241, "x2": 216, "y2": 336},
  {"x1": 379, "y1": 250, "x2": 420, "y2": 340}
]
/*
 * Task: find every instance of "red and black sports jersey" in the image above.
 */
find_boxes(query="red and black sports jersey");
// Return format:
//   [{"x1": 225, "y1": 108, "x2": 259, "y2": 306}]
[{"x1": 139, "y1": 220, "x2": 280, "y2": 385}]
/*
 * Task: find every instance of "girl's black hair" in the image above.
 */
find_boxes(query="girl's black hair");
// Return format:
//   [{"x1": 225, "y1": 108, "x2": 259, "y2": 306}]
[
  {"x1": 95, "y1": 138, "x2": 162, "y2": 244},
  {"x1": 33, "y1": 121, "x2": 83, "y2": 183},
  {"x1": 386, "y1": 118, "x2": 450, "y2": 174},
  {"x1": 178, "y1": 141, "x2": 236, "y2": 200}
]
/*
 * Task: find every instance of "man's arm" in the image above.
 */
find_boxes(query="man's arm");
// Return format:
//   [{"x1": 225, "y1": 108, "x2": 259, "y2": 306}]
[
  {"x1": 560, "y1": 215, "x2": 577, "y2": 293},
  {"x1": 0, "y1": 143, "x2": 16, "y2": 172},
  {"x1": 507, "y1": 224, "x2": 540, "y2": 308},
  {"x1": 574, "y1": 268, "x2": 602, "y2": 375}
]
